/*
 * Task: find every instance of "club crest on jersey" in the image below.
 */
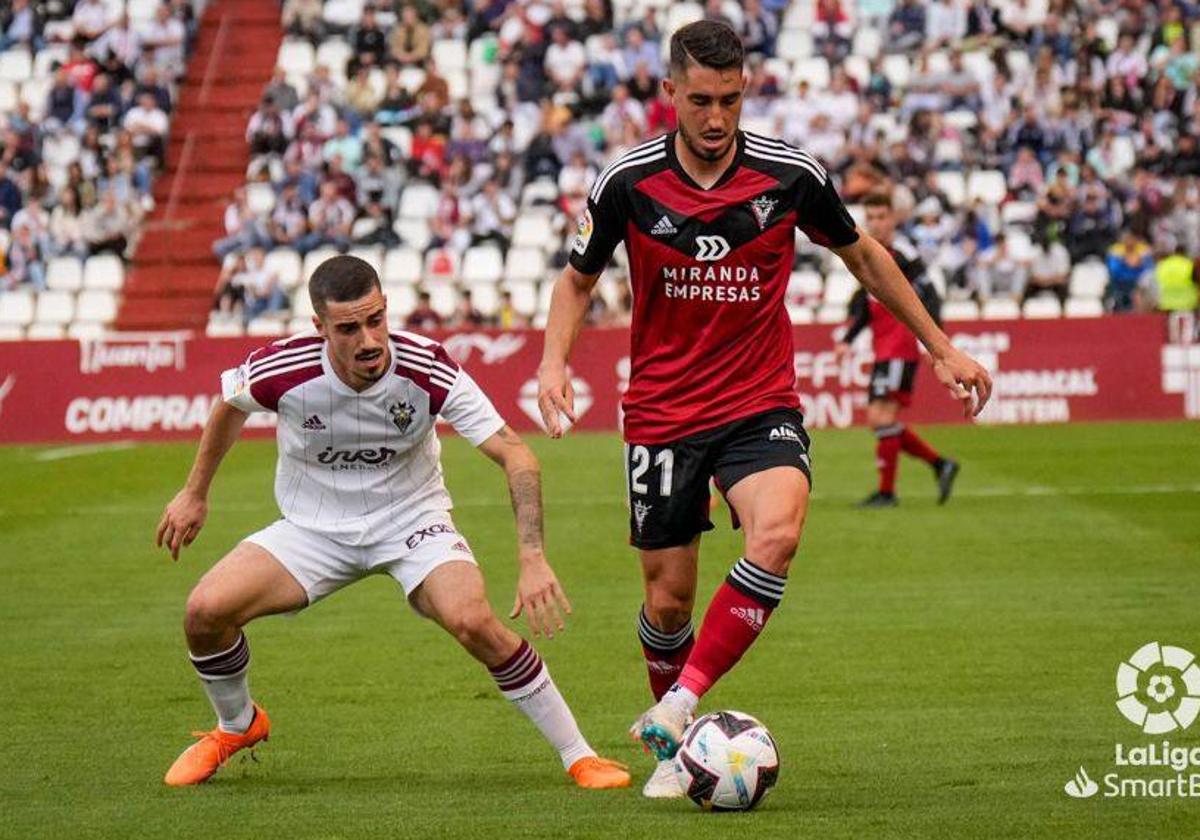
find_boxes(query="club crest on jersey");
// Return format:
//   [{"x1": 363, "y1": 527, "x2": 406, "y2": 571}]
[
  {"x1": 748, "y1": 195, "x2": 777, "y2": 231},
  {"x1": 572, "y1": 208, "x2": 594, "y2": 255},
  {"x1": 389, "y1": 400, "x2": 416, "y2": 434}
]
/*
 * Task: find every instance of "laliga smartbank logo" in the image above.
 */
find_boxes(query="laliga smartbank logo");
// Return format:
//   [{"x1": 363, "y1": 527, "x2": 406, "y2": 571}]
[{"x1": 1064, "y1": 642, "x2": 1200, "y2": 800}]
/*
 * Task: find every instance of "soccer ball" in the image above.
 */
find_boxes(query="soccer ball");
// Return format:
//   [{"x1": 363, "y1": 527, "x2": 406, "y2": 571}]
[{"x1": 672, "y1": 710, "x2": 780, "y2": 811}]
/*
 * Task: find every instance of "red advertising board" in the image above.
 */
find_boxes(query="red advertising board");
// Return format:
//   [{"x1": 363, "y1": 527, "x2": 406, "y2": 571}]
[{"x1": 0, "y1": 315, "x2": 1194, "y2": 444}]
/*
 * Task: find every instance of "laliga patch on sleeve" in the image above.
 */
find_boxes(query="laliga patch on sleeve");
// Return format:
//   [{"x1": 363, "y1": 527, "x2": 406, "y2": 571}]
[
  {"x1": 572, "y1": 208, "x2": 593, "y2": 255},
  {"x1": 220, "y1": 366, "x2": 248, "y2": 402}
]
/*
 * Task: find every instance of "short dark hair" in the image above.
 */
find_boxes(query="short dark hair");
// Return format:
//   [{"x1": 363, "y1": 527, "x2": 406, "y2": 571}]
[
  {"x1": 669, "y1": 20, "x2": 744, "y2": 79},
  {"x1": 863, "y1": 192, "x2": 893, "y2": 209},
  {"x1": 308, "y1": 255, "x2": 382, "y2": 316}
]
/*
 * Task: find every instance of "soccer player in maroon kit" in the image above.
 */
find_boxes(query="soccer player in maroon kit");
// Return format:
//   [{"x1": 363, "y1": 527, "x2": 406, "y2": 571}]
[
  {"x1": 537, "y1": 21, "x2": 992, "y2": 796},
  {"x1": 836, "y1": 193, "x2": 961, "y2": 508}
]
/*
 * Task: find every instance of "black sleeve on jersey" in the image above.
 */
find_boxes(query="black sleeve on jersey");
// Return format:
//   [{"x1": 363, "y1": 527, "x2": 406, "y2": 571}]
[
  {"x1": 567, "y1": 178, "x2": 626, "y2": 276},
  {"x1": 916, "y1": 277, "x2": 943, "y2": 327},
  {"x1": 796, "y1": 174, "x2": 860, "y2": 249},
  {"x1": 843, "y1": 287, "x2": 870, "y2": 344}
]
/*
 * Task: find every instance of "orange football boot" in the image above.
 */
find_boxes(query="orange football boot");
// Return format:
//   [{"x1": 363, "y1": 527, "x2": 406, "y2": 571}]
[
  {"x1": 164, "y1": 704, "x2": 271, "y2": 786},
  {"x1": 567, "y1": 756, "x2": 631, "y2": 789}
]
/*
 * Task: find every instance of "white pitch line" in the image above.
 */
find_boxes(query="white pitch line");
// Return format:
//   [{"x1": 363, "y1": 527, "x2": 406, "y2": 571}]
[{"x1": 33, "y1": 442, "x2": 139, "y2": 462}]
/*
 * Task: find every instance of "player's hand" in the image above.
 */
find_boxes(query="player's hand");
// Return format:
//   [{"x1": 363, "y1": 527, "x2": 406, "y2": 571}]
[
  {"x1": 536, "y1": 361, "x2": 576, "y2": 439},
  {"x1": 155, "y1": 489, "x2": 208, "y2": 561},
  {"x1": 834, "y1": 341, "x2": 852, "y2": 360},
  {"x1": 510, "y1": 549, "x2": 573, "y2": 639},
  {"x1": 932, "y1": 346, "x2": 993, "y2": 418}
]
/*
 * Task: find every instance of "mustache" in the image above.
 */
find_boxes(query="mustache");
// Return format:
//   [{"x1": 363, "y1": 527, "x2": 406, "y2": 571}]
[{"x1": 355, "y1": 349, "x2": 383, "y2": 361}]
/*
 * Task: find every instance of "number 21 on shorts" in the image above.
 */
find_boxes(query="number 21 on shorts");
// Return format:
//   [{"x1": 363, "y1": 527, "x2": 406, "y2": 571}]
[{"x1": 626, "y1": 444, "x2": 674, "y2": 497}]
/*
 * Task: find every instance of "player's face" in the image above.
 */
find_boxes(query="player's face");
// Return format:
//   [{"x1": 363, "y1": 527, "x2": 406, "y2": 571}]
[
  {"x1": 665, "y1": 64, "x2": 745, "y2": 162},
  {"x1": 315, "y1": 288, "x2": 391, "y2": 389},
  {"x1": 865, "y1": 205, "x2": 895, "y2": 242}
]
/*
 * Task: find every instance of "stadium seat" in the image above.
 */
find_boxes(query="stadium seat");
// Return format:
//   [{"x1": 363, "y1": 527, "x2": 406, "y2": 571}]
[
  {"x1": 34, "y1": 291, "x2": 75, "y2": 327},
  {"x1": 1065, "y1": 297, "x2": 1104, "y2": 318},
  {"x1": 277, "y1": 40, "x2": 316, "y2": 77},
  {"x1": 927, "y1": 51, "x2": 952, "y2": 75},
  {"x1": 0, "y1": 290, "x2": 35, "y2": 327},
  {"x1": 537, "y1": 280, "x2": 555, "y2": 315},
  {"x1": 793, "y1": 57, "x2": 830, "y2": 90},
  {"x1": 206, "y1": 319, "x2": 245, "y2": 337},
  {"x1": 383, "y1": 247, "x2": 422, "y2": 285},
  {"x1": 83, "y1": 254, "x2": 125, "y2": 290},
  {"x1": 431, "y1": 39, "x2": 468, "y2": 73},
  {"x1": 504, "y1": 280, "x2": 538, "y2": 317},
  {"x1": 776, "y1": 29, "x2": 813, "y2": 62},
  {"x1": 816, "y1": 303, "x2": 847, "y2": 323},
  {"x1": 265, "y1": 249, "x2": 303, "y2": 290},
  {"x1": 426, "y1": 283, "x2": 458, "y2": 318},
  {"x1": 520, "y1": 179, "x2": 560, "y2": 208},
  {"x1": 505, "y1": 247, "x2": 547, "y2": 284},
  {"x1": 424, "y1": 248, "x2": 460, "y2": 283},
  {"x1": 302, "y1": 247, "x2": 340, "y2": 282},
  {"x1": 1005, "y1": 229, "x2": 1033, "y2": 262},
  {"x1": 33, "y1": 45, "x2": 70, "y2": 78},
  {"x1": 822, "y1": 269, "x2": 859, "y2": 306},
  {"x1": 75, "y1": 290, "x2": 118, "y2": 325},
  {"x1": 398, "y1": 183, "x2": 439, "y2": 220},
  {"x1": 126, "y1": 0, "x2": 159, "y2": 23},
  {"x1": 380, "y1": 126, "x2": 413, "y2": 157},
  {"x1": 315, "y1": 39, "x2": 353, "y2": 78},
  {"x1": 67, "y1": 321, "x2": 105, "y2": 340},
  {"x1": 0, "y1": 50, "x2": 33, "y2": 84},
  {"x1": 943, "y1": 111, "x2": 978, "y2": 132},
  {"x1": 393, "y1": 218, "x2": 431, "y2": 251},
  {"x1": 384, "y1": 284, "x2": 418, "y2": 319},
  {"x1": 461, "y1": 246, "x2": 504, "y2": 285},
  {"x1": 467, "y1": 282, "x2": 500, "y2": 317},
  {"x1": 1001, "y1": 201, "x2": 1038, "y2": 225},
  {"x1": 322, "y1": 1, "x2": 364, "y2": 29},
  {"x1": 666, "y1": 2, "x2": 704, "y2": 35},
  {"x1": 843, "y1": 55, "x2": 871, "y2": 87},
  {"x1": 399, "y1": 67, "x2": 426, "y2": 90},
  {"x1": 881, "y1": 54, "x2": 911, "y2": 88},
  {"x1": 246, "y1": 317, "x2": 287, "y2": 336},
  {"x1": 1069, "y1": 261, "x2": 1109, "y2": 299},
  {"x1": 46, "y1": 257, "x2": 84, "y2": 292},
  {"x1": 787, "y1": 304, "x2": 815, "y2": 324},
  {"x1": 1022, "y1": 296, "x2": 1063, "y2": 319},
  {"x1": 512, "y1": 213, "x2": 556, "y2": 250},
  {"x1": 981, "y1": 298, "x2": 1020, "y2": 320},
  {"x1": 934, "y1": 139, "x2": 964, "y2": 165},
  {"x1": 291, "y1": 287, "x2": 316, "y2": 319},
  {"x1": 347, "y1": 245, "x2": 384, "y2": 276},
  {"x1": 961, "y1": 50, "x2": 995, "y2": 84},
  {"x1": 967, "y1": 171, "x2": 1008, "y2": 206},
  {"x1": 934, "y1": 172, "x2": 966, "y2": 207},
  {"x1": 0, "y1": 325, "x2": 24, "y2": 340},
  {"x1": 26, "y1": 323, "x2": 66, "y2": 340},
  {"x1": 851, "y1": 27, "x2": 883, "y2": 59},
  {"x1": 942, "y1": 300, "x2": 981, "y2": 321},
  {"x1": 0, "y1": 80, "x2": 16, "y2": 113},
  {"x1": 1095, "y1": 17, "x2": 1120, "y2": 50},
  {"x1": 246, "y1": 182, "x2": 276, "y2": 216}
]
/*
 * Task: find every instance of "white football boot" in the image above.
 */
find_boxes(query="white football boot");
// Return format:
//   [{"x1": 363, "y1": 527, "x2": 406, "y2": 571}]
[{"x1": 641, "y1": 758, "x2": 684, "y2": 798}]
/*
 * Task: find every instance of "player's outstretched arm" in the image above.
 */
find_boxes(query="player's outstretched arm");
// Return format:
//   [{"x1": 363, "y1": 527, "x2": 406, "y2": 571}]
[
  {"x1": 477, "y1": 425, "x2": 573, "y2": 638},
  {"x1": 834, "y1": 232, "x2": 993, "y2": 417},
  {"x1": 155, "y1": 401, "x2": 249, "y2": 561},
  {"x1": 537, "y1": 265, "x2": 601, "y2": 438}
]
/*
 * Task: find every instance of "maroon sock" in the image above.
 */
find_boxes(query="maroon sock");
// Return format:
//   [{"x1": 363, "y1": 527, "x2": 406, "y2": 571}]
[
  {"x1": 638, "y1": 607, "x2": 695, "y2": 701},
  {"x1": 677, "y1": 559, "x2": 784, "y2": 699},
  {"x1": 875, "y1": 424, "x2": 903, "y2": 495},
  {"x1": 900, "y1": 426, "x2": 941, "y2": 465}
]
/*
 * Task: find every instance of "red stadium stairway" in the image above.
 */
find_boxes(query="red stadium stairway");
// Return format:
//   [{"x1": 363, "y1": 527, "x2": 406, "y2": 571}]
[{"x1": 115, "y1": 0, "x2": 281, "y2": 332}]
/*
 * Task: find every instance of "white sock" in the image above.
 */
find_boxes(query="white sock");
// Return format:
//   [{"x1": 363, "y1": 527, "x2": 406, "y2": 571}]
[
  {"x1": 490, "y1": 640, "x2": 596, "y2": 769},
  {"x1": 190, "y1": 633, "x2": 255, "y2": 734}
]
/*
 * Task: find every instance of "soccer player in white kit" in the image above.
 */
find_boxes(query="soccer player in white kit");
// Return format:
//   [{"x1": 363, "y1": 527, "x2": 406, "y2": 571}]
[{"x1": 156, "y1": 256, "x2": 629, "y2": 790}]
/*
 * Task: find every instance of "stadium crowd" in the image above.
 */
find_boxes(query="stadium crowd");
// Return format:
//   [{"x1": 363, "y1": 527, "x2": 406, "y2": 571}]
[
  {"x1": 3, "y1": 1, "x2": 1200, "y2": 333},
  {"x1": 0, "y1": 0, "x2": 197, "y2": 296}
]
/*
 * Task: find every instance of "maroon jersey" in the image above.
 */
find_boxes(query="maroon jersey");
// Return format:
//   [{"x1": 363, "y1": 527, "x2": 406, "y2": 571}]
[
  {"x1": 569, "y1": 130, "x2": 859, "y2": 443},
  {"x1": 843, "y1": 235, "x2": 941, "y2": 363}
]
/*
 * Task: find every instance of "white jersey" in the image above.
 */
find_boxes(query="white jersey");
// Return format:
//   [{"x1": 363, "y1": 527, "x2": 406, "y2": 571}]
[{"x1": 220, "y1": 330, "x2": 505, "y2": 545}]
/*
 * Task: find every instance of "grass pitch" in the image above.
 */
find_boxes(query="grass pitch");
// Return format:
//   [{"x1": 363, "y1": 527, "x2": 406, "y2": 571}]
[{"x1": 1, "y1": 421, "x2": 1198, "y2": 839}]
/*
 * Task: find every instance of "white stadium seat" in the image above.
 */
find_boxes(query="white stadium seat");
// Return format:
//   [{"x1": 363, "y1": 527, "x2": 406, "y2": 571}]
[
  {"x1": 83, "y1": 254, "x2": 125, "y2": 290},
  {"x1": 1065, "y1": 297, "x2": 1104, "y2": 318},
  {"x1": 512, "y1": 214, "x2": 556, "y2": 250},
  {"x1": 277, "y1": 40, "x2": 316, "y2": 77},
  {"x1": 520, "y1": 180, "x2": 560, "y2": 208},
  {"x1": 816, "y1": 303, "x2": 848, "y2": 323},
  {"x1": 393, "y1": 218, "x2": 431, "y2": 251},
  {"x1": 461, "y1": 246, "x2": 504, "y2": 285},
  {"x1": 0, "y1": 50, "x2": 33, "y2": 84},
  {"x1": 291, "y1": 287, "x2": 316, "y2": 319},
  {"x1": 776, "y1": 28, "x2": 813, "y2": 62},
  {"x1": 206, "y1": 319, "x2": 245, "y2": 337},
  {"x1": 787, "y1": 304, "x2": 815, "y2": 324},
  {"x1": 399, "y1": 183, "x2": 439, "y2": 220},
  {"x1": 505, "y1": 247, "x2": 547, "y2": 284},
  {"x1": 851, "y1": 27, "x2": 883, "y2": 59},
  {"x1": 46, "y1": 257, "x2": 84, "y2": 292},
  {"x1": 822, "y1": 270, "x2": 859, "y2": 306},
  {"x1": 66, "y1": 322, "x2": 104, "y2": 339},
  {"x1": 981, "y1": 298, "x2": 1021, "y2": 320},
  {"x1": 0, "y1": 290, "x2": 35, "y2": 327},
  {"x1": 881, "y1": 54, "x2": 911, "y2": 88},
  {"x1": 1022, "y1": 296, "x2": 1063, "y2": 319},
  {"x1": 383, "y1": 247, "x2": 422, "y2": 285},
  {"x1": 384, "y1": 284, "x2": 418, "y2": 318},
  {"x1": 75, "y1": 290, "x2": 118, "y2": 324},
  {"x1": 34, "y1": 291, "x2": 75, "y2": 327},
  {"x1": 426, "y1": 283, "x2": 459, "y2": 318},
  {"x1": 466, "y1": 283, "x2": 500, "y2": 317},
  {"x1": 302, "y1": 247, "x2": 340, "y2": 283},
  {"x1": 431, "y1": 39, "x2": 468, "y2": 73},
  {"x1": 967, "y1": 170, "x2": 1008, "y2": 206},
  {"x1": 247, "y1": 317, "x2": 288, "y2": 336},
  {"x1": 1001, "y1": 201, "x2": 1038, "y2": 225},
  {"x1": 505, "y1": 280, "x2": 538, "y2": 317},
  {"x1": 26, "y1": 323, "x2": 66, "y2": 339},
  {"x1": 1069, "y1": 261, "x2": 1109, "y2": 299},
  {"x1": 0, "y1": 325, "x2": 25, "y2": 340},
  {"x1": 265, "y1": 249, "x2": 303, "y2": 290},
  {"x1": 793, "y1": 57, "x2": 830, "y2": 89},
  {"x1": 347, "y1": 245, "x2": 384, "y2": 276},
  {"x1": 941, "y1": 300, "x2": 981, "y2": 321},
  {"x1": 315, "y1": 39, "x2": 353, "y2": 77},
  {"x1": 787, "y1": 269, "x2": 824, "y2": 302},
  {"x1": 245, "y1": 182, "x2": 276, "y2": 216},
  {"x1": 934, "y1": 172, "x2": 966, "y2": 207}
]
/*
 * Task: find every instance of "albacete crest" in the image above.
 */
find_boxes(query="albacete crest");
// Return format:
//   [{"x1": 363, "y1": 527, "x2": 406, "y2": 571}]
[
  {"x1": 389, "y1": 400, "x2": 416, "y2": 434},
  {"x1": 748, "y1": 194, "x2": 777, "y2": 230}
]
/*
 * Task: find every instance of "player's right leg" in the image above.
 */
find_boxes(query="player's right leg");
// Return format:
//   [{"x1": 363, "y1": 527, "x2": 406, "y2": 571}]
[
  {"x1": 165, "y1": 541, "x2": 308, "y2": 786},
  {"x1": 861, "y1": 395, "x2": 902, "y2": 507}
]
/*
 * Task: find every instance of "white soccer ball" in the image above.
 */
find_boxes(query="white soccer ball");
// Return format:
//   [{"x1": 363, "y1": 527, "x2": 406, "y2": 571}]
[{"x1": 672, "y1": 710, "x2": 780, "y2": 811}]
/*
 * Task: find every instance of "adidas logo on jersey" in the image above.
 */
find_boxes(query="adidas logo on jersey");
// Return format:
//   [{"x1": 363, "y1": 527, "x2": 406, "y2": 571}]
[
  {"x1": 730, "y1": 606, "x2": 765, "y2": 632},
  {"x1": 301, "y1": 414, "x2": 326, "y2": 431},
  {"x1": 769, "y1": 424, "x2": 802, "y2": 444},
  {"x1": 650, "y1": 215, "x2": 678, "y2": 236}
]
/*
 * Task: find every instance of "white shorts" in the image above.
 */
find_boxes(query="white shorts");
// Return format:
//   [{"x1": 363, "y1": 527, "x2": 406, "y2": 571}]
[{"x1": 243, "y1": 512, "x2": 477, "y2": 606}]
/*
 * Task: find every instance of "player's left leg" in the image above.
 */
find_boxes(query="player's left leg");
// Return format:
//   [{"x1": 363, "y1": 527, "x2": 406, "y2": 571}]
[
  {"x1": 406, "y1": 558, "x2": 630, "y2": 789},
  {"x1": 862, "y1": 396, "x2": 903, "y2": 507}
]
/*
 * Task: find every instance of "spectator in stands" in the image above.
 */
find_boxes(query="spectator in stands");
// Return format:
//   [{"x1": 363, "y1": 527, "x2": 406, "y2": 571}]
[
  {"x1": 282, "y1": 0, "x2": 324, "y2": 45},
  {"x1": 268, "y1": 182, "x2": 308, "y2": 249},
  {"x1": 622, "y1": 26, "x2": 663, "y2": 81},
  {"x1": 974, "y1": 234, "x2": 1028, "y2": 301},
  {"x1": 3, "y1": 223, "x2": 45, "y2": 291},
  {"x1": 0, "y1": 0, "x2": 43, "y2": 52},
  {"x1": 299, "y1": 180, "x2": 355, "y2": 254},
  {"x1": 90, "y1": 13, "x2": 141, "y2": 79},
  {"x1": 0, "y1": 163, "x2": 25, "y2": 229},
  {"x1": 213, "y1": 187, "x2": 269, "y2": 259},
  {"x1": 1068, "y1": 165, "x2": 1118, "y2": 262},
  {"x1": 1105, "y1": 230, "x2": 1154, "y2": 312},
  {"x1": 812, "y1": 0, "x2": 852, "y2": 61},
  {"x1": 887, "y1": 0, "x2": 926, "y2": 54},
  {"x1": 45, "y1": 66, "x2": 86, "y2": 134},
  {"x1": 247, "y1": 95, "x2": 295, "y2": 158},
  {"x1": 123, "y1": 91, "x2": 169, "y2": 166},
  {"x1": 390, "y1": 4, "x2": 432, "y2": 67},
  {"x1": 212, "y1": 254, "x2": 247, "y2": 322},
  {"x1": 350, "y1": 6, "x2": 387, "y2": 74},
  {"x1": 1023, "y1": 230, "x2": 1071, "y2": 305},
  {"x1": 738, "y1": 0, "x2": 778, "y2": 57},
  {"x1": 48, "y1": 187, "x2": 87, "y2": 258},
  {"x1": 1148, "y1": 242, "x2": 1198, "y2": 314},
  {"x1": 405, "y1": 290, "x2": 444, "y2": 331},
  {"x1": 85, "y1": 73, "x2": 122, "y2": 132},
  {"x1": 83, "y1": 189, "x2": 135, "y2": 256},
  {"x1": 72, "y1": 0, "x2": 112, "y2": 42},
  {"x1": 497, "y1": 288, "x2": 528, "y2": 329},
  {"x1": 142, "y1": 4, "x2": 187, "y2": 80},
  {"x1": 239, "y1": 247, "x2": 287, "y2": 323},
  {"x1": 545, "y1": 25, "x2": 587, "y2": 96},
  {"x1": 1008, "y1": 146, "x2": 1045, "y2": 200},
  {"x1": 601, "y1": 84, "x2": 647, "y2": 147},
  {"x1": 263, "y1": 68, "x2": 299, "y2": 112},
  {"x1": 453, "y1": 289, "x2": 489, "y2": 328},
  {"x1": 467, "y1": 179, "x2": 516, "y2": 254},
  {"x1": 323, "y1": 120, "x2": 363, "y2": 171}
]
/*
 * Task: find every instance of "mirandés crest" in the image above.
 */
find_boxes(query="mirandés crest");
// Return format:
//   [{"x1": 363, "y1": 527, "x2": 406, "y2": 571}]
[
  {"x1": 389, "y1": 400, "x2": 417, "y2": 434},
  {"x1": 748, "y1": 194, "x2": 777, "y2": 230}
]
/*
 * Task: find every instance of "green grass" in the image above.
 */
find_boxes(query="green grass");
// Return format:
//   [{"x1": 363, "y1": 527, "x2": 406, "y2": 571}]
[{"x1": 1, "y1": 421, "x2": 1198, "y2": 839}]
